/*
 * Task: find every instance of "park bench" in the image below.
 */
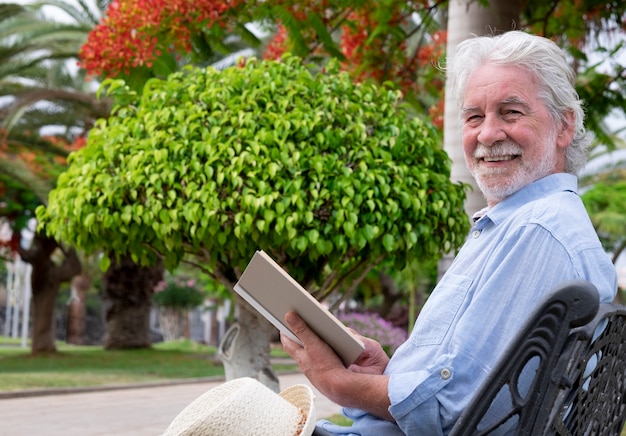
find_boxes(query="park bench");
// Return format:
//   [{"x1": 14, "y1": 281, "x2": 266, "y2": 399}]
[{"x1": 450, "y1": 279, "x2": 626, "y2": 435}]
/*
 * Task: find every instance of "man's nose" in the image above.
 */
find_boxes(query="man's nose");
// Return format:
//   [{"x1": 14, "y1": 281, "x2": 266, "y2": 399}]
[{"x1": 476, "y1": 115, "x2": 507, "y2": 146}]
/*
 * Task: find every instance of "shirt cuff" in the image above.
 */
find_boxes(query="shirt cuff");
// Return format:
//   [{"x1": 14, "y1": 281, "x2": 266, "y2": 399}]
[{"x1": 388, "y1": 366, "x2": 453, "y2": 431}]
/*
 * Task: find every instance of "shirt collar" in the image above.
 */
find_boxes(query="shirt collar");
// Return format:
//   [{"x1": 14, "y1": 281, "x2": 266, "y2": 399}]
[{"x1": 473, "y1": 173, "x2": 578, "y2": 226}]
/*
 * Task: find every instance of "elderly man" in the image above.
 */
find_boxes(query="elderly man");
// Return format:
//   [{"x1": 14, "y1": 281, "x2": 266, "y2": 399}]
[{"x1": 282, "y1": 31, "x2": 618, "y2": 435}]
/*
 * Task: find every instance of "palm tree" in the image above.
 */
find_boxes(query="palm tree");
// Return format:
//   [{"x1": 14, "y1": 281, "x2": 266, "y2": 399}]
[
  {"x1": 3, "y1": 0, "x2": 271, "y2": 352},
  {"x1": 437, "y1": 1, "x2": 524, "y2": 278},
  {"x1": 0, "y1": 1, "x2": 109, "y2": 353},
  {"x1": 1, "y1": 0, "x2": 251, "y2": 351}
]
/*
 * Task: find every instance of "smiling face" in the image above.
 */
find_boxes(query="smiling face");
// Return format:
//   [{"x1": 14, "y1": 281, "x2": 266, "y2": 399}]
[{"x1": 462, "y1": 64, "x2": 574, "y2": 207}]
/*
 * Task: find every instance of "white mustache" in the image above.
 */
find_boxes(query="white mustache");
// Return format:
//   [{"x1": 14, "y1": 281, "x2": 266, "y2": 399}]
[{"x1": 474, "y1": 142, "x2": 523, "y2": 159}]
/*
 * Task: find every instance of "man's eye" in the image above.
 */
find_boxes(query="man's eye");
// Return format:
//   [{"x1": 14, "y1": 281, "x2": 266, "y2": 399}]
[{"x1": 465, "y1": 115, "x2": 482, "y2": 123}]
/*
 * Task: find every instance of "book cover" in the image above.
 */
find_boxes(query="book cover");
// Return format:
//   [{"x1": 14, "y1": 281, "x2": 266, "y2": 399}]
[{"x1": 233, "y1": 250, "x2": 365, "y2": 367}]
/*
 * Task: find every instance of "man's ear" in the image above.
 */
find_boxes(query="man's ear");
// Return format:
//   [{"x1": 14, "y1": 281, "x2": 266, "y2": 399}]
[{"x1": 557, "y1": 110, "x2": 575, "y2": 149}]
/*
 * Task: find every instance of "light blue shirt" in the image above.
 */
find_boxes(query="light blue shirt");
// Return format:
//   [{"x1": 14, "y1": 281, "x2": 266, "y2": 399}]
[{"x1": 317, "y1": 173, "x2": 617, "y2": 435}]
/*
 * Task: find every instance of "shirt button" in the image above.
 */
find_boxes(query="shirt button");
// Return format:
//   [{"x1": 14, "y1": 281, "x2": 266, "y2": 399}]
[
  {"x1": 440, "y1": 368, "x2": 452, "y2": 380},
  {"x1": 472, "y1": 230, "x2": 481, "y2": 238}
]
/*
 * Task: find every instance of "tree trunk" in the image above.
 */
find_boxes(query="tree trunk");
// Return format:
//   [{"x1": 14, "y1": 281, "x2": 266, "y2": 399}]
[
  {"x1": 158, "y1": 307, "x2": 188, "y2": 341},
  {"x1": 444, "y1": 0, "x2": 525, "y2": 217},
  {"x1": 102, "y1": 253, "x2": 163, "y2": 349},
  {"x1": 19, "y1": 232, "x2": 81, "y2": 354},
  {"x1": 377, "y1": 270, "x2": 402, "y2": 319},
  {"x1": 439, "y1": 0, "x2": 525, "y2": 280},
  {"x1": 209, "y1": 300, "x2": 219, "y2": 345},
  {"x1": 66, "y1": 274, "x2": 90, "y2": 345},
  {"x1": 30, "y1": 278, "x2": 60, "y2": 353},
  {"x1": 218, "y1": 298, "x2": 279, "y2": 392}
]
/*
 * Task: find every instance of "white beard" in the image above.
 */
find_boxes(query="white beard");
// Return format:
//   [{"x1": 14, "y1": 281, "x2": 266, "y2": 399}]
[{"x1": 468, "y1": 133, "x2": 558, "y2": 205}]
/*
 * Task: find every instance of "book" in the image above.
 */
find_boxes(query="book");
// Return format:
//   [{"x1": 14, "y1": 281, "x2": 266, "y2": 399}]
[{"x1": 233, "y1": 250, "x2": 366, "y2": 367}]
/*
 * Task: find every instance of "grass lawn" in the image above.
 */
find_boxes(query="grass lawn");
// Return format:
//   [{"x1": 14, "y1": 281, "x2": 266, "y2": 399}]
[{"x1": 0, "y1": 336, "x2": 296, "y2": 392}]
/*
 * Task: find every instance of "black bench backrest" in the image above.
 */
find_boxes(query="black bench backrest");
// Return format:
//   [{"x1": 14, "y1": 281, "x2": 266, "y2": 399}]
[
  {"x1": 549, "y1": 301, "x2": 626, "y2": 435},
  {"x1": 449, "y1": 280, "x2": 626, "y2": 436}
]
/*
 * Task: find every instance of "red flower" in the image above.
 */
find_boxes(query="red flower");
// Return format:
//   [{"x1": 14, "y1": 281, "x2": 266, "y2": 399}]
[{"x1": 80, "y1": 0, "x2": 244, "y2": 78}]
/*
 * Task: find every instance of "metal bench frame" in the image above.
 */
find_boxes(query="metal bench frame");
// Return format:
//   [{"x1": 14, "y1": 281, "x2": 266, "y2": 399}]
[{"x1": 450, "y1": 280, "x2": 626, "y2": 435}]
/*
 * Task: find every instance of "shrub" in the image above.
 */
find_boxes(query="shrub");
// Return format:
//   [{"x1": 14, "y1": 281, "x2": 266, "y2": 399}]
[
  {"x1": 153, "y1": 277, "x2": 205, "y2": 309},
  {"x1": 153, "y1": 277, "x2": 205, "y2": 341}
]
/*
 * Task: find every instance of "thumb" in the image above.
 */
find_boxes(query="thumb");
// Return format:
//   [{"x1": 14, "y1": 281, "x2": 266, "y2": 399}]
[
  {"x1": 285, "y1": 311, "x2": 316, "y2": 343},
  {"x1": 285, "y1": 311, "x2": 304, "y2": 330}
]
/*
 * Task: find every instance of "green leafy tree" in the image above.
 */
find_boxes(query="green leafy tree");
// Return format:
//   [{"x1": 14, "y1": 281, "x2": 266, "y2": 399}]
[
  {"x1": 0, "y1": 0, "x2": 170, "y2": 351},
  {"x1": 153, "y1": 275, "x2": 206, "y2": 341},
  {"x1": 581, "y1": 170, "x2": 626, "y2": 303},
  {"x1": 74, "y1": 0, "x2": 626, "y2": 339},
  {"x1": 38, "y1": 55, "x2": 469, "y2": 384},
  {"x1": 0, "y1": 1, "x2": 101, "y2": 353},
  {"x1": 582, "y1": 177, "x2": 626, "y2": 264}
]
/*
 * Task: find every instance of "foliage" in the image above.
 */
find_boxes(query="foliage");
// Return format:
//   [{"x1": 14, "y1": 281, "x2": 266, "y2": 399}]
[
  {"x1": 522, "y1": 0, "x2": 625, "y2": 44},
  {"x1": 37, "y1": 54, "x2": 469, "y2": 303},
  {"x1": 153, "y1": 276, "x2": 205, "y2": 309},
  {"x1": 153, "y1": 276, "x2": 205, "y2": 341},
  {"x1": 326, "y1": 414, "x2": 354, "y2": 427},
  {"x1": 574, "y1": 52, "x2": 626, "y2": 150},
  {"x1": 174, "y1": 261, "x2": 233, "y2": 302},
  {"x1": 0, "y1": 1, "x2": 109, "y2": 241},
  {"x1": 521, "y1": 0, "x2": 626, "y2": 152},
  {"x1": 581, "y1": 170, "x2": 626, "y2": 264},
  {"x1": 255, "y1": 0, "x2": 447, "y2": 108},
  {"x1": 79, "y1": 0, "x2": 248, "y2": 80},
  {"x1": 337, "y1": 311, "x2": 408, "y2": 356},
  {"x1": 391, "y1": 257, "x2": 438, "y2": 331},
  {"x1": 8, "y1": 0, "x2": 626, "y2": 333},
  {"x1": 0, "y1": 176, "x2": 39, "y2": 254},
  {"x1": 0, "y1": 1, "x2": 105, "y2": 149},
  {"x1": 79, "y1": 0, "x2": 626, "y2": 140},
  {"x1": 78, "y1": 0, "x2": 447, "y2": 118}
]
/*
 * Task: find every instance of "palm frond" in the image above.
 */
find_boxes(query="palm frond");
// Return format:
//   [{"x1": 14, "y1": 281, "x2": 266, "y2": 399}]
[
  {"x1": 32, "y1": 0, "x2": 103, "y2": 27},
  {"x1": 0, "y1": 3, "x2": 28, "y2": 22},
  {"x1": 0, "y1": 155, "x2": 52, "y2": 204},
  {"x1": 270, "y1": 5, "x2": 309, "y2": 57}
]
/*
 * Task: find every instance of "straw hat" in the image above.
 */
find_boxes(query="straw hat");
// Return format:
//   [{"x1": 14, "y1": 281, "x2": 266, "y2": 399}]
[{"x1": 163, "y1": 377, "x2": 317, "y2": 436}]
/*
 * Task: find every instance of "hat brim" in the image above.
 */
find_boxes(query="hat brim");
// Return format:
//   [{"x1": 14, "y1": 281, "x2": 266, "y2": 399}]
[{"x1": 280, "y1": 384, "x2": 317, "y2": 436}]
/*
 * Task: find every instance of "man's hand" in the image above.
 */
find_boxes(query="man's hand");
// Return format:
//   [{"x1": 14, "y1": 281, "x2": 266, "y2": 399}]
[
  {"x1": 281, "y1": 311, "x2": 346, "y2": 392},
  {"x1": 281, "y1": 311, "x2": 394, "y2": 421}
]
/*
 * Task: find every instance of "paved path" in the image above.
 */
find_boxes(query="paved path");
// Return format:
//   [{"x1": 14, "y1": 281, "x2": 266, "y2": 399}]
[{"x1": 0, "y1": 373, "x2": 341, "y2": 436}]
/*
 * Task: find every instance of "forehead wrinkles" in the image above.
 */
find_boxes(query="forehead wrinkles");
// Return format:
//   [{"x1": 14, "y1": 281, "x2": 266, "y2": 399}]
[{"x1": 463, "y1": 65, "x2": 538, "y2": 106}]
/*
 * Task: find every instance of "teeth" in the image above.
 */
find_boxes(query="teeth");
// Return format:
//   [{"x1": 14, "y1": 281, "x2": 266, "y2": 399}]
[{"x1": 484, "y1": 156, "x2": 514, "y2": 162}]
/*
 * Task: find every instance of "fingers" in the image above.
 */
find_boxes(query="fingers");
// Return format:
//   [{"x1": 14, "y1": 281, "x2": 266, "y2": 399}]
[
  {"x1": 280, "y1": 331, "x2": 299, "y2": 348},
  {"x1": 280, "y1": 313, "x2": 307, "y2": 359},
  {"x1": 280, "y1": 332, "x2": 299, "y2": 358},
  {"x1": 283, "y1": 312, "x2": 340, "y2": 364}
]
